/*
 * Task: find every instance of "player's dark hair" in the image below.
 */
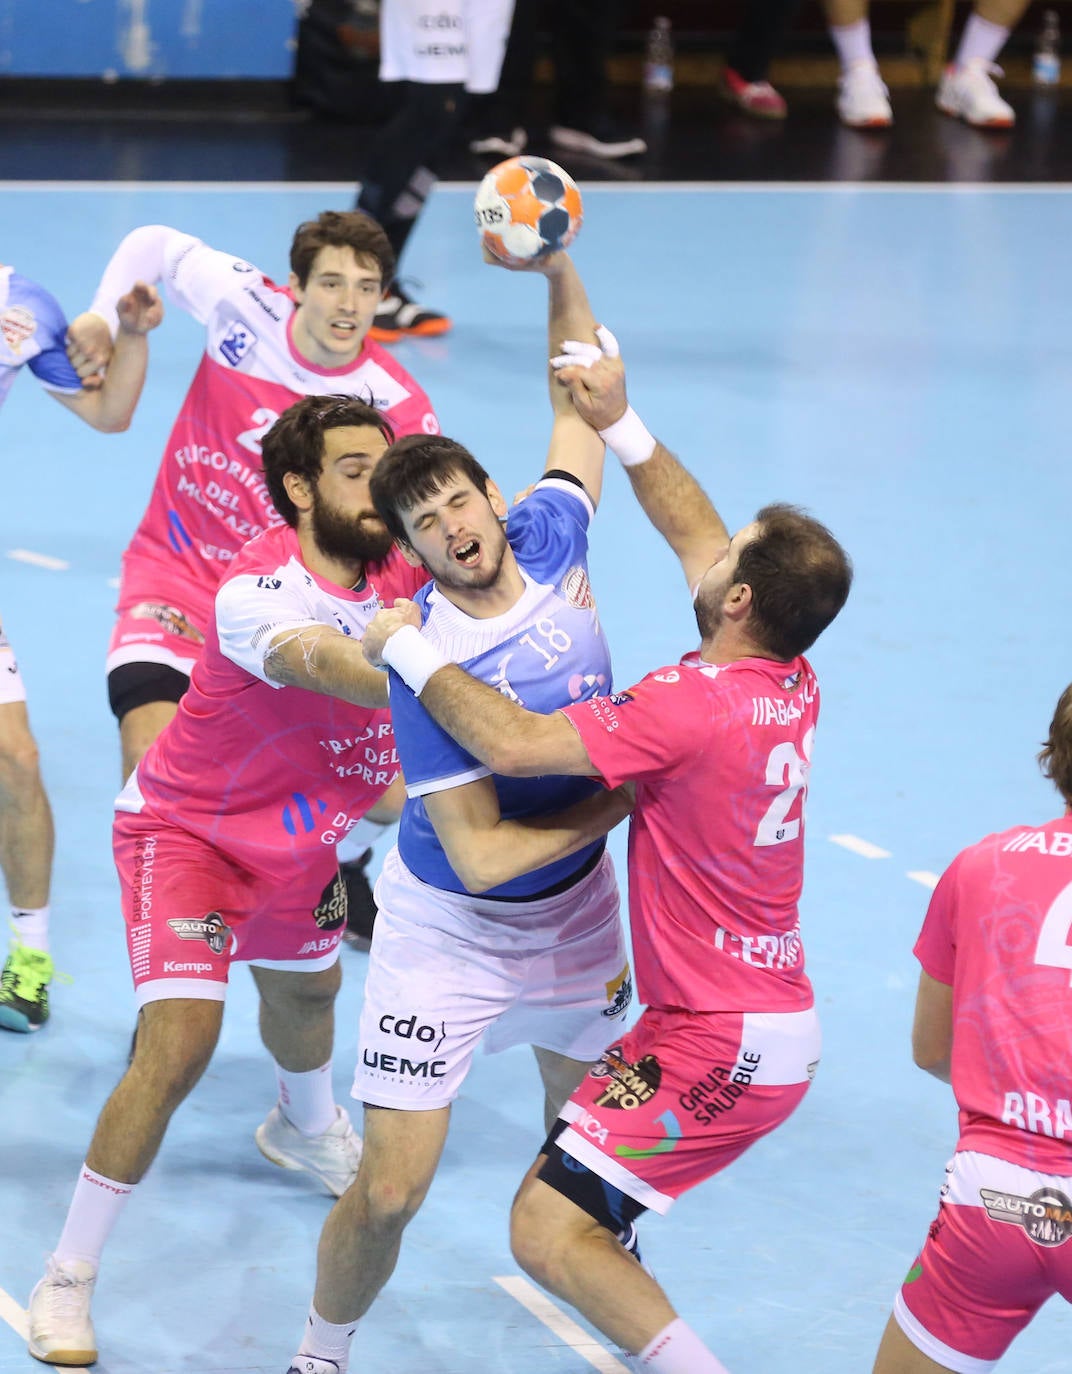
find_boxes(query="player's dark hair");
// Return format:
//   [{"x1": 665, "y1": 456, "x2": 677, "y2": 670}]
[
  {"x1": 370, "y1": 435, "x2": 494, "y2": 546},
  {"x1": 289, "y1": 210, "x2": 395, "y2": 289},
  {"x1": 261, "y1": 394, "x2": 394, "y2": 527},
  {"x1": 732, "y1": 503, "x2": 853, "y2": 661},
  {"x1": 1039, "y1": 683, "x2": 1072, "y2": 808}
]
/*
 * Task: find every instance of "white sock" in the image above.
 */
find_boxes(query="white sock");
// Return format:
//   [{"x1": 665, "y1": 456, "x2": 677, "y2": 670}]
[
  {"x1": 276, "y1": 1061, "x2": 337, "y2": 1136},
  {"x1": 638, "y1": 1318, "x2": 731, "y2": 1373},
  {"x1": 336, "y1": 816, "x2": 394, "y2": 865},
  {"x1": 296, "y1": 1304, "x2": 359, "y2": 1371},
  {"x1": 954, "y1": 14, "x2": 1010, "y2": 68},
  {"x1": 11, "y1": 905, "x2": 50, "y2": 954},
  {"x1": 829, "y1": 19, "x2": 876, "y2": 72},
  {"x1": 53, "y1": 1163, "x2": 136, "y2": 1267}
]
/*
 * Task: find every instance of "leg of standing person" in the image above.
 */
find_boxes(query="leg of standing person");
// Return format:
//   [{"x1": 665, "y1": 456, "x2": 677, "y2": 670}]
[
  {"x1": 823, "y1": 0, "x2": 894, "y2": 127},
  {"x1": 252, "y1": 962, "x2": 365, "y2": 1196},
  {"x1": 468, "y1": 0, "x2": 541, "y2": 156},
  {"x1": 27, "y1": 995, "x2": 224, "y2": 1365},
  {"x1": 721, "y1": 0, "x2": 801, "y2": 120},
  {"x1": 0, "y1": 643, "x2": 56, "y2": 1033},
  {"x1": 357, "y1": 78, "x2": 466, "y2": 342},
  {"x1": 29, "y1": 957, "x2": 354, "y2": 1368},
  {"x1": 935, "y1": 0, "x2": 1029, "y2": 127},
  {"x1": 363, "y1": 0, "x2": 514, "y2": 342},
  {"x1": 511, "y1": 1168, "x2": 732, "y2": 1372},
  {"x1": 547, "y1": 0, "x2": 647, "y2": 160}
]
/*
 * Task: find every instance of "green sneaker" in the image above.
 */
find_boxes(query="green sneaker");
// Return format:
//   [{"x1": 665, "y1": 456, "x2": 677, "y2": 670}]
[{"x1": 0, "y1": 941, "x2": 54, "y2": 1032}]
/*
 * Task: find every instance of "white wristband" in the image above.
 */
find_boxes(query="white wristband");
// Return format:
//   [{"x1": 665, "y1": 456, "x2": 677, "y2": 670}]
[
  {"x1": 597, "y1": 406, "x2": 657, "y2": 468},
  {"x1": 380, "y1": 624, "x2": 449, "y2": 697}
]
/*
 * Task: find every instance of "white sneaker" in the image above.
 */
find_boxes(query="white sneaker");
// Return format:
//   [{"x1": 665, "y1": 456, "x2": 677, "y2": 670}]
[
  {"x1": 286, "y1": 1359, "x2": 341, "y2": 1374},
  {"x1": 936, "y1": 60, "x2": 1015, "y2": 127},
  {"x1": 28, "y1": 1256, "x2": 98, "y2": 1367},
  {"x1": 837, "y1": 60, "x2": 893, "y2": 128},
  {"x1": 255, "y1": 1104, "x2": 362, "y2": 1198}
]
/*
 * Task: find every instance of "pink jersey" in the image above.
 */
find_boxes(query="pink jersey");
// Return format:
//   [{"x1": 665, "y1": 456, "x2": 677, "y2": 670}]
[
  {"x1": 119, "y1": 234, "x2": 437, "y2": 634},
  {"x1": 116, "y1": 523, "x2": 426, "y2": 883},
  {"x1": 564, "y1": 652, "x2": 820, "y2": 1014},
  {"x1": 914, "y1": 816, "x2": 1072, "y2": 1173}
]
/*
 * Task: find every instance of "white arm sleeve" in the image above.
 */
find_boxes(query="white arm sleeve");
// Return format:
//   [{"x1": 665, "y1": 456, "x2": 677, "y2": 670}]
[
  {"x1": 88, "y1": 225, "x2": 257, "y2": 337},
  {"x1": 215, "y1": 572, "x2": 323, "y2": 688}
]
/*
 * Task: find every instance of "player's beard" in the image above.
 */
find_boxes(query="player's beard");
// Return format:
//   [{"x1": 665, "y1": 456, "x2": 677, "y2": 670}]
[
  {"x1": 310, "y1": 489, "x2": 394, "y2": 565},
  {"x1": 693, "y1": 584, "x2": 724, "y2": 642}
]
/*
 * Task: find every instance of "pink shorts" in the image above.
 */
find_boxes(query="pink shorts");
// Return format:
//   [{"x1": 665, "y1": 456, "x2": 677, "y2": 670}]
[
  {"x1": 114, "y1": 812, "x2": 346, "y2": 1008},
  {"x1": 106, "y1": 598, "x2": 206, "y2": 677},
  {"x1": 554, "y1": 1003, "x2": 820, "y2": 1214},
  {"x1": 895, "y1": 1150, "x2": 1072, "y2": 1372}
]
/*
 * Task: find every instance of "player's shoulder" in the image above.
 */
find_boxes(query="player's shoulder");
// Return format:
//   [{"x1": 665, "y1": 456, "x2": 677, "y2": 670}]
[
  {"x1": 221, "y1": 525, "x2": 296, "y2": 583},
  {"x1": 506, "y1": 477, "x2": 593, "y2": 557},
  {"x1": 230, "y1": 271, "x2": 291, "y2": 322}
]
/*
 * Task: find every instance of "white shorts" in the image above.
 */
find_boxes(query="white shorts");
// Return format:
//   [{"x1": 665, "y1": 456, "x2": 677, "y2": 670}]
[
  {"x1": 353, "y1": 846, "x2": 631, "y2": 1110},
  {"x1": 0, "y1": 617, "x2": 27, "y2": 705},
  {"x1": 379, "y1": 0, "x2": 514, "y2": 94}
]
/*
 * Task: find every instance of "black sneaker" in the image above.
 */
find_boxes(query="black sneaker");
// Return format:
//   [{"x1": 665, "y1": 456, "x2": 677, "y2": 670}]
[
  {"x1": 369, "y1": 282, "x2": 452, "y2": 343},
  {"x1": 469, "y1": 127, "x2": 528, "y2": 156},
  {"x1": 549, "y1": 117, "x2": 647, "y2": 160},
  {"x1": 340, "y1": 849, "x2": 378, "y2": 951}
]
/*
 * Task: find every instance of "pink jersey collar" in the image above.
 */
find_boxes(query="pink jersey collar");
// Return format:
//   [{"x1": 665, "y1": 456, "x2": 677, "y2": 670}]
[{"x1": 276, "y1": 525, "x2": 384, "y2": 604}]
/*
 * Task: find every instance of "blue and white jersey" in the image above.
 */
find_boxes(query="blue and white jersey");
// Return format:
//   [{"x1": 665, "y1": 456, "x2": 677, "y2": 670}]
[
  {"x1": 390, "y1": 477, "x2": 612, "y2": 898},
  {"x1": 0, "y1": 267, "x2": 82, "y2": 411}
]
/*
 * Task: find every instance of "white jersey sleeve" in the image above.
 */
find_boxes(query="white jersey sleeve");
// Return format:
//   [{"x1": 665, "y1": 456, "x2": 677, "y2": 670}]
[
  {"x1": 214, "y1": 567, "x2": 325, "y2": 688},
  {"x1": 89, "y1": 225, "x2": 260, "y2": 335}
]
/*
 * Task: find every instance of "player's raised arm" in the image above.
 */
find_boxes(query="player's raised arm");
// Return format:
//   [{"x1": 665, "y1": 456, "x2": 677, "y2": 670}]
[
  {"x1": 53, "y1": 282, "x2": 162, "y2": 433},
  {"x1": 539, "y1": 253, "x2": 607, "y2": 506},
  {"x1": 555, "y1": 329, "x2": 730, "y2": 593}
]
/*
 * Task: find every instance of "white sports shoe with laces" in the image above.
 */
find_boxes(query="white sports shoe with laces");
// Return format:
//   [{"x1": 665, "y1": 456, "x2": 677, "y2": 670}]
[
  {"x1": 28, "y1": 1256, "x2": 98, "y2": 1367},
  {"x1": 936, "y1": 60, "x2": 1015, "y2": 127},
  {"x1": 287, "y1": 1358, "x2": 342, "y2": 1374},
  {"x1": 255, "y1": 1104, "x2": 363, "y2": 1197},
  {"x1": 837, "y1": 60, "x2": 893, "y2": 128}
]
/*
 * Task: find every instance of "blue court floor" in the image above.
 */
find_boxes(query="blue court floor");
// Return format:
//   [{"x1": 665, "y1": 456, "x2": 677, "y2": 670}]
[{"x1": 1, "y1": 182, "x2": 1071, "y2": 1373}]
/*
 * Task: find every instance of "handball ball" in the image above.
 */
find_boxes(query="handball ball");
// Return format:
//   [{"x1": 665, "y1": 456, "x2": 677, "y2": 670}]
[{"x1": 474, "y1": 156, "x2": 583, "y2": 267}]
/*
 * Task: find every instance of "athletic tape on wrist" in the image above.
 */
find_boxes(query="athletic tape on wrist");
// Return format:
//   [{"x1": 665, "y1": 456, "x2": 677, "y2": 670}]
[
  {"x1": 380, "y1": 625, "x2": 449, "y2": 697},
  {"x1": 598, "y1": 406, "x2": 656, "y2": 468}
]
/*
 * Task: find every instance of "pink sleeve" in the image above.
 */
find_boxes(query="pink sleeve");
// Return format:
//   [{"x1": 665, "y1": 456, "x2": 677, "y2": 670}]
[
  {"x1": 913, "y1": 854, "x2": 962, "y2": 985},
  {"x1": 563, "y1": 670, "x2": 701, "y2": 788}
]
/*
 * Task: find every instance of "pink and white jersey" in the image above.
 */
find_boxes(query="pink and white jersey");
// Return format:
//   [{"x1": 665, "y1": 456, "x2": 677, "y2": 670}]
[
  {"x1": 915, "y1": 816, "x2": 1072, "y2": 1173},
  {"x1": 564, "y1": 652, "x2": 820, "y2": 1014},
  {"x1": 110, "y1": 229, "x2": 437, "y2": 634},
  {"x1": 116, "y1": 523, "x2": 426, "y2": 883}
]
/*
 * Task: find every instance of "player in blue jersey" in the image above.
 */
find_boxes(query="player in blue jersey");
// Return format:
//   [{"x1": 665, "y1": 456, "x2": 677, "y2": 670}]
[
  {"x1": 285, "y1": 253, "x2": 637, "y2": 1374},
  {"x1": 0, "y1": 266, "x2": 162, "y2": 1032}
]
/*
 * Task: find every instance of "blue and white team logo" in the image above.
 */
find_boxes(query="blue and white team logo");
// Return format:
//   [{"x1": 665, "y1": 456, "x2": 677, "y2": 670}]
[{"x1": 220, "y1": 319, "x2": 258, "y2": 367}]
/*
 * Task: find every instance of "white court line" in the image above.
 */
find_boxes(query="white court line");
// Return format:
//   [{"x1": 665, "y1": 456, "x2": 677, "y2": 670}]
[
  {"x1": 494, "y1": 1275, "x2": 632, "y2": 1373},
  {"x1": 0, "y1": 1284, "x2": 91, "y2": 1373},
  {"x1": 7, "y1": 549, "x2": 70, "y2": 571},
  {"x1": 829, "y1": 834, "x2": 891, "y2": 860},
  {"x1": 907, "y1": 871, "x2": 941, "y2": 890}
]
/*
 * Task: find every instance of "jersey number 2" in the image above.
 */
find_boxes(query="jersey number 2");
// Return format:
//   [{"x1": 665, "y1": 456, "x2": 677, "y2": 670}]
[{"x1": 754, "y1": 729, "x2": 814, "y2": 848}]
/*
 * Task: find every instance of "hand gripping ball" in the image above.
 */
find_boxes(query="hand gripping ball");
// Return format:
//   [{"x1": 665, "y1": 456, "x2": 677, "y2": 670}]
[{"x1": 474, "y1": 156, "x2": 583, "y2": 266}]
